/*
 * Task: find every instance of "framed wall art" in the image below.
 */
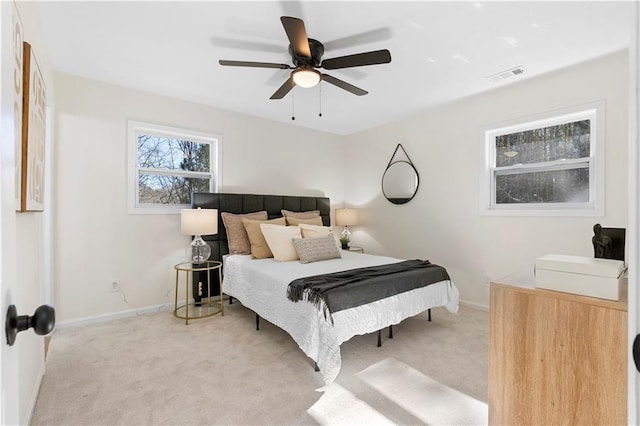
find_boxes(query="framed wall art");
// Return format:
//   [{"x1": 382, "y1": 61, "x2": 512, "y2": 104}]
[
  {"x1": 20, "y1": 41, "x2": 46, "y2": 212},
  {"x1": 13, "y1": 4, "x2": 23, "y2": 211}
]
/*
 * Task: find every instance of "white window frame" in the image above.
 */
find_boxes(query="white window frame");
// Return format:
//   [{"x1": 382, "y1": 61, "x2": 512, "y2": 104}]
[
  {"x1": 480, "y1": 101, "x2": 605, "y2": 217},
  {"x1": 127, "y1": 121, "x2": 222, "y2": 214}
]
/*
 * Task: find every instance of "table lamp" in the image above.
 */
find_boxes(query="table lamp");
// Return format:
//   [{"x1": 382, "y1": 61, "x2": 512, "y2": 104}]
[
  {"x1": 181, "y1": 207, "x2": 218, "y2": 264},
  {"x1": 335, "y1": 208, "x2": 358, "y2": 242}
]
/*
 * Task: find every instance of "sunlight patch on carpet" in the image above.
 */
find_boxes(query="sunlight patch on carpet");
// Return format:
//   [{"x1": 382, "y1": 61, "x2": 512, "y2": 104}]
[
  {"x1": 307, "y1": 383, "x2": 396, "y2": 426},
  {"x1": 356, "y1": 358, "x2": 488, "y2": 425}
]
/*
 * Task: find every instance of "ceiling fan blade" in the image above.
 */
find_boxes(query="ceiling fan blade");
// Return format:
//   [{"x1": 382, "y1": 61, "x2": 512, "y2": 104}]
[
  {"x1": 321, "y1": 74, "x2": 368, "y2": 96},
  {"x1": 219, "y1": 60, "x2": 292, "y2": 69},
  {"x1": 280, "y1": 16, "x2": 311, "y2": 58},
  {"x1": 321, "y1": 49, "x2": 391, "y2": 70},
  {"x1": 323, "y1": 27, "x2": 393, "y2": 51},
  {"x1": 270, "y1": 76, "x2": 296, "y2": 99}
]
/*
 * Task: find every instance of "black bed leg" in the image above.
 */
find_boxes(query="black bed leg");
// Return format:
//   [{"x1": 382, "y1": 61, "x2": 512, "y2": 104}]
[
  {"x1": 256, "y1": 314, "x2": 260, "y2": 331},
  {"x1": 389, "y1": 325, "x2": 393, "y2": 339},
  {"x1": 229, "y1": 296, "x2": 233, "y2": 305},
  {"x1": 314, "y1": 362, "x2": 320, "y2": 372},
  {"x1": 428, "y1": 308, "x2": 432, "y2": 322},
  {"x1": 377, "y1": 330, "x2": 382, "y2": 347}
]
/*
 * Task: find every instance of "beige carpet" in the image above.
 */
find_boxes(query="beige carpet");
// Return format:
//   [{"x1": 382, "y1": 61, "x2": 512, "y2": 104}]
[{"x1": 31, "y1": 302, "x2": 488, "y2": 425}]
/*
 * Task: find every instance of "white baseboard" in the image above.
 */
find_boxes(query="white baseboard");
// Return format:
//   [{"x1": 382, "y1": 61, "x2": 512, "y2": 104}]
[
  {"x1": 55, "y1": 302, "x2": 174, "y2": 329},
  {"x1": 459, "y1": 299, "x2": 489, "y2": 312},
  {"x1": 24, "y1": 363, "x2": 44, "y2": 426},
  {"x1": 56, "y1": 297, "x2": 488, "y2": 328}
]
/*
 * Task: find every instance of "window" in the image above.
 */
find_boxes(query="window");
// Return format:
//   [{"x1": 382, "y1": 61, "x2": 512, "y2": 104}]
[
  {"x1": 481, "y1": 102, "x2": 604, "y2": 216},
  {"x1": 128, "y1": 121, "x2": 221, "y2": 214}
]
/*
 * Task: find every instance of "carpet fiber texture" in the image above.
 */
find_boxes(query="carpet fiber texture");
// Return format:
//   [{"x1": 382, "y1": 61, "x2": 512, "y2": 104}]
[{"x1": 31, "y1": 302, "x2": 488, "y2": 425}]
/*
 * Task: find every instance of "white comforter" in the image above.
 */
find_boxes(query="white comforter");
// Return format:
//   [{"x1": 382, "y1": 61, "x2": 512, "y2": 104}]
[{"x1": 222, "y1": 251, "x2": 460, "y2": 384}]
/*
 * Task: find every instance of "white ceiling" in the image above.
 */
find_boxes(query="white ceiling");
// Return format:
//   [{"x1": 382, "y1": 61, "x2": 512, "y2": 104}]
[{"x1": 34, "y1": 1, "x2": 632, "y2": 135}]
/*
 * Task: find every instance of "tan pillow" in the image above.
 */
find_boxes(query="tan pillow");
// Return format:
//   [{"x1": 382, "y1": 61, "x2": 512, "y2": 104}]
[
  {"x1": 286, "y1": 216, "x2": 323, "y2": 226},
  {"x1": 281, "y1": 209, "x2": 320, "y2": 220},
  {"x1": 221, "y1": 211, "x2": 268, "y2": 254},
  {"x1": 299, "y1": 223, "x2": 330, "y2": 238},
  {"x1": 260, "y1": 224, "x2": 301, "y2": 262},
  {"x1": 292, "y1": 234, "x2": 342, "y2": 264},
  {"x1": 242, "y1": 217, "x2": 287, "y2": 259},
  {"x1": 299, "y1": 223, "x2": 341, "y2": 248}
]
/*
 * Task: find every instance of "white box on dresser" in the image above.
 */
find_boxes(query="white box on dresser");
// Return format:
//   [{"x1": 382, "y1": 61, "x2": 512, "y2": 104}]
[{"x1": 534, "y1": 254, "x2": 626, "y2": 301}]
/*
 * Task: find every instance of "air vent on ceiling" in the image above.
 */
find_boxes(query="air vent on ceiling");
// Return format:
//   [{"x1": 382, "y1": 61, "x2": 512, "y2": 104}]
[{"x1": 487, "y1": 66, "x2": 524, "y2": 82}]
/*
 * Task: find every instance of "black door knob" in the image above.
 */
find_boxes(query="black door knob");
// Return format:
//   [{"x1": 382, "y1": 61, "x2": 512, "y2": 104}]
[
  {"x1": 634, "y1": 333, "x2": 640, "y2": 373},
  {"x1": 5, "y1": 304, "x2": 55, "y2": 346}
]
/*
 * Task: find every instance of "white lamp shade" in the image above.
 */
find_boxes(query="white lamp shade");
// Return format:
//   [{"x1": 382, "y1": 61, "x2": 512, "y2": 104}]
[
  {"x1": 335, "y1": 208, "x2": 358, "y2": 226},
  {"x1": 181, "y1": 208, "x2": 218, "y2": 236},
  {"x1": 292, "y1": 69, "x2": 321, "y2": 88}
]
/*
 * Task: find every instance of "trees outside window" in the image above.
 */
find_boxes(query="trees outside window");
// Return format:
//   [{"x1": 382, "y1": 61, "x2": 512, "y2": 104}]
[
  {"x1": 128, "y1": 122, "x2": 221, "y2": 214},
  {"x1": 481, "y1": 102, "x2": 604, "y2": 216}
]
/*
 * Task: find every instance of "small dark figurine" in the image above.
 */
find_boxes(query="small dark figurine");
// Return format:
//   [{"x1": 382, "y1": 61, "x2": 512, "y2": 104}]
[{"x1": 592, "y1": 223, "x2": 612, "y2": 258}]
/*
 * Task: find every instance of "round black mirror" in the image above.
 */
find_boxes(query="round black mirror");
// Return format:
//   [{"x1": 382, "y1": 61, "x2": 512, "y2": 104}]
[{"x1": 382, "y1": 160, "x2": 419, "y2": 204}]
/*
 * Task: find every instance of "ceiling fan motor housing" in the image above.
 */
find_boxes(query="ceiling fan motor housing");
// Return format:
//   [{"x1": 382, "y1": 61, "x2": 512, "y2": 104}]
[{"x1": 290, "y1": 38, "x2": 324, "y2": 67}]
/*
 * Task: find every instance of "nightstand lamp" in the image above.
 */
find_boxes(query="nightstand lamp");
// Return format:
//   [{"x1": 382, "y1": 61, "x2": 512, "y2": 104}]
[
  {"x1": 181, "y1": 207, "x2": 218, "y2": 264},
  {"x1": 336, "y1": 208, "x2": 358, "y2": 245}
]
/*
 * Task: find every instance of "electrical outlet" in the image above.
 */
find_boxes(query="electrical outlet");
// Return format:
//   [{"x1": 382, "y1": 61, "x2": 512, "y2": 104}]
[{"x1": 111, "y1": 281, "x2": 120, "y2": 293}]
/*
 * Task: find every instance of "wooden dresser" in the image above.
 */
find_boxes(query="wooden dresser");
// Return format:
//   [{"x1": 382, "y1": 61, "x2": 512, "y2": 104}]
[{"x1": 489, "y1": 271, "x2": 627, "y2": 425}]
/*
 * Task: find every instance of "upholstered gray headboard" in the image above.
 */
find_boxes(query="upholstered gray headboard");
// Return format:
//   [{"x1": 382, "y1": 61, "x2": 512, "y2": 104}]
[{"x1": 191, "y1": 192, "x2": 331, "y2": 263}]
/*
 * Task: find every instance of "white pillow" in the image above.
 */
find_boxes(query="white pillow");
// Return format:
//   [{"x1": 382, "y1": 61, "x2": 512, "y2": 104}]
[
  {"x1": 260, "y1": 223, "x2": 302, "y2": 262},
  {"x1": 299, "y1": 223, "x2": 340, "y2": 247}
]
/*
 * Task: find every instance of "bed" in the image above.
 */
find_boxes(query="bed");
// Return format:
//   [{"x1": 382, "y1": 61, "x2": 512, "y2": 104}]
[{"x1": 191, "y1": 192, "x2": 460, "y2": 384}]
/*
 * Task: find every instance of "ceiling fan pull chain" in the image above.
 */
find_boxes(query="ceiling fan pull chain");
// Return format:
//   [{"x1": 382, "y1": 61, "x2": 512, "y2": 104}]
[
  {"x1": 319, "y1": 82, "x2": 322, "y2": 117},
  {"x1": 291, "y1": 91, "x2": 295, "y2": 121}
]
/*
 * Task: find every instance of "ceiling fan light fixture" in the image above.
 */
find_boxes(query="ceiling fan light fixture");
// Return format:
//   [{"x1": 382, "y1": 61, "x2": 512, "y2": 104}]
[{"x1": 292, "y1": 68, "x2": 321, "y2": 88}]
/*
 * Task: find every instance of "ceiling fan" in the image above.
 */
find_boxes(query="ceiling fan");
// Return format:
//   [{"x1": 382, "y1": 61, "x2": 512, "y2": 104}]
[{"x1": 218, "y1": 16, "x2": 392, "y2": 100}]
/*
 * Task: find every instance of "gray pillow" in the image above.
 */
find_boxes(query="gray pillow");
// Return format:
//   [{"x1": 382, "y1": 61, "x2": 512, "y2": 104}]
[{"x1": 292, "y1": 234, "x2": 342, "y2": 264}]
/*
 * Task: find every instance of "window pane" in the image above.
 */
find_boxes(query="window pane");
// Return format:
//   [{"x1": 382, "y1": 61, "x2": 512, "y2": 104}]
[
  {"x1": 138, "y1": 174, "x2": 210, "y2": 205},
  {"x1": 495, "y1": 168, "x2": 589, "y2": 204},
  {"x1": 495, "y1": 119, "x2": 590, "y2": 167},
  {"x1": 137, "y1": 135, "x2": 210, "y2": 172}
]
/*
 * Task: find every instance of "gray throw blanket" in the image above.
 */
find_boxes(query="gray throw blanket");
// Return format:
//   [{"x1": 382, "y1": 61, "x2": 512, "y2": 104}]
[{"x1": 286, "y1": 259, "x2": 450, "y2": 322}]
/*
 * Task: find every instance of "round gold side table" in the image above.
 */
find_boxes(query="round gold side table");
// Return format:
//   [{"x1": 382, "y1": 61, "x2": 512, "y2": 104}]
[{"x1": 173, "y1": 260, "x2": 224, "y2": 325}]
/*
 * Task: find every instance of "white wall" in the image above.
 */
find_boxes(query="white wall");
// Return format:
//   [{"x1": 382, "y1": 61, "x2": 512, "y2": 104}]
[
  {"x1": 53, "y1": 73, "x2": 345, "y2": 323},
  {"x1": 54, "y1": 50, "x2": 629, "y2": 320},
  {"x1": 343, "y1": 51, "x2": 629, "y2": 308}
]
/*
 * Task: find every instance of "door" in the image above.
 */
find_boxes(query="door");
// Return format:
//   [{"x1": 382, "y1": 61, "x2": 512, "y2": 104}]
[
  {"x1": 630, "y1": 2, "x2": 640, "y2": 423},
  {"x1": 0, "y1": 2, "x2": 22, "y2": 424}
]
